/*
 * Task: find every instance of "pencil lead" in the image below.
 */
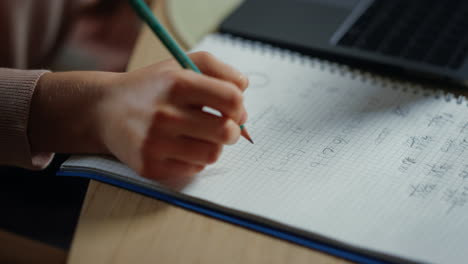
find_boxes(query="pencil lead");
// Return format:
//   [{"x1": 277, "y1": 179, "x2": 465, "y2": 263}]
[{"x1": 241, "y1": 128, "x2": 254, "y2": 144}]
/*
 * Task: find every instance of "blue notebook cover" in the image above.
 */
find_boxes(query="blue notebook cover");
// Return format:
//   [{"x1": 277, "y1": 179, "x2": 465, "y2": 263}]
[{"x1": 58, "y1": 170, "x2": 393, "y2": 264}]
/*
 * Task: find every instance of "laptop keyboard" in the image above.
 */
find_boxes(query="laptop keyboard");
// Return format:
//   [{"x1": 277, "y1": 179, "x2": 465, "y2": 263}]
[{"x1": 338, "y1": 0, "x2": 468, "y2": 69}]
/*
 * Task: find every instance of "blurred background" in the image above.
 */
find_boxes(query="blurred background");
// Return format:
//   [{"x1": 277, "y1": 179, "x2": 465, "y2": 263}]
[{"x1": 0, "y1": 1, "x2": 144, "y2": 263}]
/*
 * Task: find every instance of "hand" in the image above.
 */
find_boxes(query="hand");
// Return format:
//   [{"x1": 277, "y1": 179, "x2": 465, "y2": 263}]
[
  {"x1": 30, "y1": 52, "x2": 248, "y2": 181},
  {"x1": 95, "y1": 52, "x2": 249, "y2": 180}
]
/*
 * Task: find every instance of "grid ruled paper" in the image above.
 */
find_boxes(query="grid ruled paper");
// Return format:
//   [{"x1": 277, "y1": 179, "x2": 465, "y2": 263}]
[{"x1": 63, "y1": 34, "x2": 468, "y2": 264}]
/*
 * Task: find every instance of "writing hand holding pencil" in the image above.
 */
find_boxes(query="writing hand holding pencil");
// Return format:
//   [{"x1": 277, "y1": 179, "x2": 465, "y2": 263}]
[
  {"x1": 129, "y1": 0, "x2": 252, "y2": 144},
  {"x1": 91, "y1": 0, "x2": 252, "y2": 181}
]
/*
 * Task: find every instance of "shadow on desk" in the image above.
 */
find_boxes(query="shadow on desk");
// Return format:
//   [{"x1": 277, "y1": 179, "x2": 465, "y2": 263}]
[{"x1": 0, "y1": 154, "x2": 88, "y2": 250}]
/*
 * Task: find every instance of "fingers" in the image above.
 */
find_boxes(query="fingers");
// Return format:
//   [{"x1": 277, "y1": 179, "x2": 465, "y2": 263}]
[
  {"x1": 137, "y1": 51, "x2": 251, "y2": 181},
  {"x1": 165, "y1": 70, "x2": 245, "y2": 123},
  {"x1": 141, "y1": 129, "x2": 223, "y2": 179},
  {"x1": 188, "y1": 51, "x2": 249, "y2": 91},
  {"x1": 142, "y1": 157, "x2": 204, "y2": 181},
  {"x1": 154, "y1": 107, "x2": 241, "y2": 145},
  {"x1": 151, "y1": 51, "x2": 249, "y2": 124},
  {"x1": 162, "y1": 158, "x2": 204, "y2": 175},
  {"x1": 143, "y1": 135, "x2": 222, "y2": 174},
  {"x1": 163, "y1": 136, "x2": 223, "y2": 165},
  {"x1": 141, "y1": 131, "x2": 211, "y2": 180}
]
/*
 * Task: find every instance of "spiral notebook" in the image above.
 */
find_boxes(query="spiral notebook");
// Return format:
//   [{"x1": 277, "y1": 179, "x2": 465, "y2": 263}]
[{"x1": 59, "y1": 34, "x2": 468, "y2": 264}]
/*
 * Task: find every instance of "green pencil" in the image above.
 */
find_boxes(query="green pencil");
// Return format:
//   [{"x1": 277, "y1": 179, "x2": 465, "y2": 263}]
[{"x1": 128, "y1": 0, "x2": 253, "y2": 144}]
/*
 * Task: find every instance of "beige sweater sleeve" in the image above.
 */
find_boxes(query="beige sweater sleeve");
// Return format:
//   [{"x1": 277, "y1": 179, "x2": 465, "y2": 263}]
[
  {"x1": 0, "y1": 0, "x2": 134, "y2": 169},
  {"x1": 0, "y1": 68, "x2": 54, "y2": 169},
  {"x1": 0, "y1": 0, "x2": 74, "y2": 169}
]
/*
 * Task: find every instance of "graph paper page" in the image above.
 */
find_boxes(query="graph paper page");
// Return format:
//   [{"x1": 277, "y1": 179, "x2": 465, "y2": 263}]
[{"x1": 64, "y1": 35, "x2": 468, "y2": 264}]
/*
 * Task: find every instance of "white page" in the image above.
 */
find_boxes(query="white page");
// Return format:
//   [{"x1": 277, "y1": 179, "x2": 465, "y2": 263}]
[{"x1": 64, "y1": 34, "x2": 468, "y2": 264}]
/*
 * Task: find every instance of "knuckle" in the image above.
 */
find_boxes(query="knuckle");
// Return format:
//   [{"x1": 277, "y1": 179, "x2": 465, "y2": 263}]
[
  {"x1": 194, "y1": 51, "x2": 216, "y2": 63},
  {"x1": 206, "y1": 144, "x2": 223, "y2": 164},
  {"x1": 165, "y1": 70, "x2": 183, "y2": 84},
  {"x1": 165, "y1": 71, "x2": 189, "y2": 100},
  {"x1": 153, "y1": 108, "x2": 179, "y2": 127},
  {"x1": 226, "y1": 88, "x2": 243, "y2": 112}
]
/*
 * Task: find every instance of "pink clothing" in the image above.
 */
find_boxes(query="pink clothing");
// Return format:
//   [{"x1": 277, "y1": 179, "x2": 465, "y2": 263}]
[
  {"x1": 0, "y1": 68, "x2": 52, "y2": 169},
  {"x1": 0, "y1": 1, "x2": 71, "y2": 169},
  {"x1": 0, "y1": 0, "x2": 138, "y2": 169}
]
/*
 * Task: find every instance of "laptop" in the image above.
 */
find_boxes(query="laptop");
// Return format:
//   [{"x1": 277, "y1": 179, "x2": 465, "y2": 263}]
[{"x1": 220, "y1": 0, "x2": 468, "y2": 85}]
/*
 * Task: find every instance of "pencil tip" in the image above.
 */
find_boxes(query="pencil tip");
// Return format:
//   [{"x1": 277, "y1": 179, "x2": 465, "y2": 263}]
[{"x1": 241, "y1": 127, "x2": 254, "y2": 144}]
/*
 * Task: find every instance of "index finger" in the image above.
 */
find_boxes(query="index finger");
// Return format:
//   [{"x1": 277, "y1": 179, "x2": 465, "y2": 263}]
[
  {"x1": 168, "y1": 70, "x2": 245, "y2": 123},
  {"x1": 188, "y1": 51, "x2": 249, "y2": 91}
]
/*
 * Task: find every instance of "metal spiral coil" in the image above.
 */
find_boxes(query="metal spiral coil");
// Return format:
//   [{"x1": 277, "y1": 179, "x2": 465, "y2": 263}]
[{"x1": 211, "y1": 34, "x2": 467, "y2": 106}]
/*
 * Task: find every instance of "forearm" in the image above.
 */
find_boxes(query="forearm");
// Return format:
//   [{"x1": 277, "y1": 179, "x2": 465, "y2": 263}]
[{"x1": 28, "y1": 71, "x2": 116, "y2": 154}]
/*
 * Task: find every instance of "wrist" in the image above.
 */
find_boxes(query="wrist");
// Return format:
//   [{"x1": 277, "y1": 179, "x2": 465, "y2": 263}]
[{"x1": 28, "y1": 71, "x2": 118, "y2": 154}]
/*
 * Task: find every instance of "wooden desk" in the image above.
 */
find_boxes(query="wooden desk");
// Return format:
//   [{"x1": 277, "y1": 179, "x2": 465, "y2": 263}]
[{"x1": 67, "y1": 1, "x2": 351, "y2": 263}]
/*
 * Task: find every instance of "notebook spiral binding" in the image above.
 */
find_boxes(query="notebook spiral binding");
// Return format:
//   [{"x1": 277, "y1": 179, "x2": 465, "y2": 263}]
[{"x1": 214, "y1": 34, "x2": 467, "y2": 106}]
